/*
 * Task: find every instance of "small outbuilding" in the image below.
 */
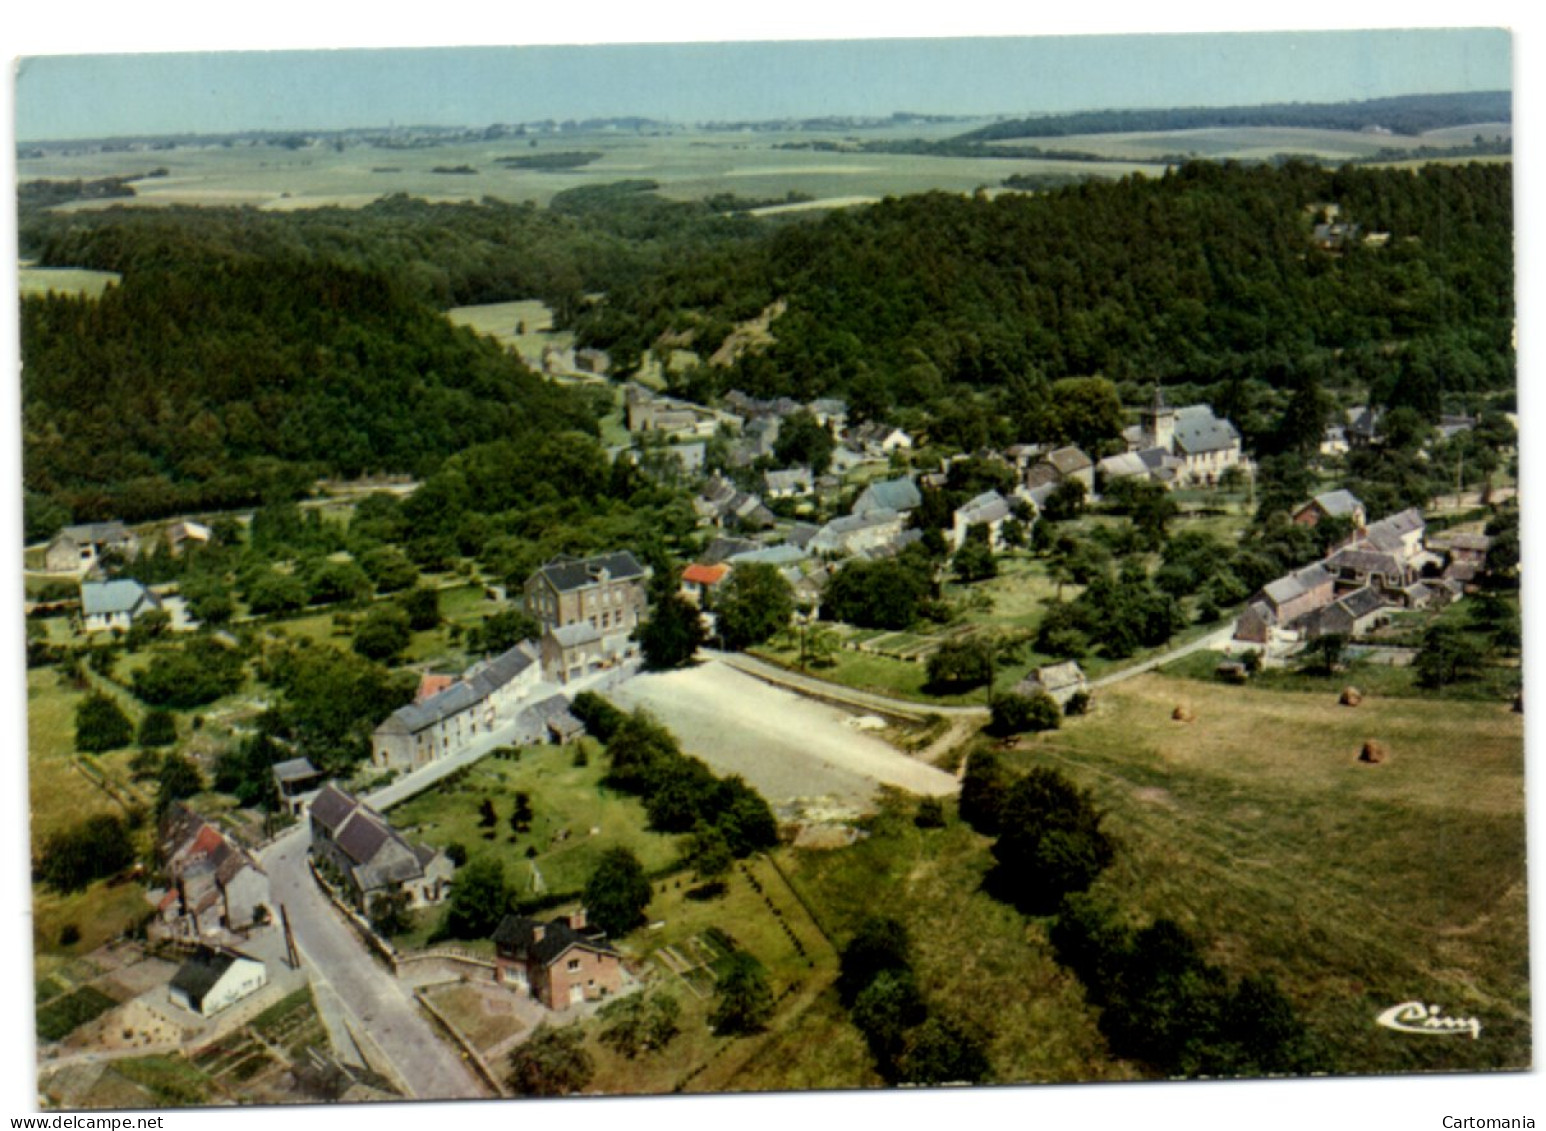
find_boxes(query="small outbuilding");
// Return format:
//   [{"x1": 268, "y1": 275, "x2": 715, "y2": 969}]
[{"x1": 168, "y1": 947, "x2": 267, "y2": 1017}]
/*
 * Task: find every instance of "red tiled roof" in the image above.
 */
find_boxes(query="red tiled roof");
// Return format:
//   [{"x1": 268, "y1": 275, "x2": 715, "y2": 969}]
[
  {"x1": 416, "y1": 673, "x2": 456, "y2": 703},
  {"x1": 682, "y1": 563, "x2": 730, "y2": 585}
]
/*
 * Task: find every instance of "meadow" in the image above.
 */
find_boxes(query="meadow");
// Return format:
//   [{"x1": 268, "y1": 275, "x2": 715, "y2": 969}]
[
  {"x1": 384, "y1": 740, "x2": 683, "y2": 907},
  {"x1": 1007, "y1": 673, "x2": 1528, "y2": 1075}
]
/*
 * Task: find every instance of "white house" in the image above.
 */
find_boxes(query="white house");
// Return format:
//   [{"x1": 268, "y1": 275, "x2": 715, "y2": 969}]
[
  {"x1": 950, "y1": 490, "x2": 1014, "y2": 550},
  {"x1": 168, "y1": 948, "x2": 268, "y2": 1018},
  {"x1": 80, "y1": 578, "x2": 163, "y2": 634}
]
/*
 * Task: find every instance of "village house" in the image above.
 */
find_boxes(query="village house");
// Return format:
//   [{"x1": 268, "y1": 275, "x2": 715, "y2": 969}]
[
  {"x1": 1233, "y1": 563, "x2": 1336, "y2": 646},
  {"x1": 309, "y1": 784, "x2": 454, "y2": 912},
  {"x1": 693, "y1": 477, "x2": 776, "y2": 530},
  {"x1": 168, "y1": 947, "x2": 268, "y2": 1018},
  {"x1": 846, "y1": 422, "x2": 913, "y2": 459},
  {"x1": 1014, "y1": 661, "x2": 1089, "y2": 708},
  {"x1": 1300, "y1": 585, "x2": 1390, "y2": 640},
  {"x1": 680, "y1": 562, "x2": 731, "y2": 607},
  {"x1": 1362, "y1": 507, "x2": 1426, "y2": 564},
  {"x1": 492, "y1": 910, "x2": 623, "y2": 1011},
  {"x1": 1293, "y1": 489, "x2": 1367, "y2": 532},
  {"x1": 624, "y1": 384, "x2": 729, "y2": 438},
  {"x1": 540, "y1": 621, "x2": 634, "y2": 685},
  {"x1": 371, "y1": 641, "x2": 542, "y2": 770},
  {"x1": 79, "y1": 578, "x2": 163, "y2": 634},
  {"x1": 1040, "y1": 446, "x2": 1097, "y2": 494},
  {"x1": 271, "y1": 757, "x2": 325, "y2": 817},
  {"x1": 809, "y1": 398, "x2": 849, "y2": 431},
  {"x1": 44, "y1": 520, "x2": 140, "y2": 573},
  {"x1": 764, "y1": 468, "x2": 815, "y2": 499},
  {"x1": 516, "y1": 694, "x2": 587, "y2": 745},
  {"x1": 809, "y1": 509, "x2": 906, "y2": 557},
  {"x1": 164, "y1": 519, "x2": 213, "y2": 556},
  {"x1": 851, "y1": 475, "x2": 922, "y2": 517},
  {"x1": 524, "y1": 552, "x2": 650, "y2": 636},
  {"x1": 155, "y1": 805, "x2": 271, "y2": 940},
  {"x1": 1323, "y1": 545, "x2": 1412, "y2": 593},
  {"x1": 950, "y1": 490, "x2": 1014, "y2": 550}
]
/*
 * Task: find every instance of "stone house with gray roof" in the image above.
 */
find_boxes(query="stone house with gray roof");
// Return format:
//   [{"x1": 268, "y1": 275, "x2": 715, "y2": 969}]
[
  {"x1": 1014, "y1": 661, "x2": 1088, "y2": 707},
  {"x1": 524, "y1": 552, "x2": 650, "y2": 638},
  {"x1": 1124, "y1": 388, "x2": 1244, "y2": 487},
  {"x1": 1234, "y1": 563, "x2": 1336, "y2": 645},
  {"x1": 371, "y1": 640, "x2": 541, "y2": 770},
  {"x1": 1293, "y1": 489, "x2": 1366, "y2": 532},
  {"x1": 851, "y1": 475, "x2": 921, "y2": 517},
  {"x1": 493, "y1": 910, "x2": 622, "y2": 1011},
  {"x1": 950, "y1": 490, "x2": 1014, "y2": 550},
  {"x1": 309, "y1": 784, "x2": 453, "y2": 912},
  {"x1": 79, "y1": 578, "x2": 163, "y2": 634},
  {"x1": 1300, "y1": 585, "x2": 1390, "y2": 640},
  {"x1": 44, "y1": 521, "x2": 140, "y2": 573},
  {"x1": 155, "y1": 804, "x2": 270, "y2": 940}
]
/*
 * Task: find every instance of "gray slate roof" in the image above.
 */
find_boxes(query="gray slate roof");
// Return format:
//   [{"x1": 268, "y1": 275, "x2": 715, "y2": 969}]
[
  {"x1": 493, "y1": 914, "x2": 617, "y2": 966},
  {"x1": 379, "y1": 641, "x2": 536, "y2": 735},
  {"x1": 1363, "y1": 508, "x2": 1424, "y2": 553},
  {"x1": 1262, "y1": 563, "x2": 1332, "y2": 607},
  {"x1": 271, "y1": 757, "x2": 320, "y2": 785},
  {"x1": 955, "y1": 490, "x2": 1012, "y2": 527},
  {"x1": 1171, "y1": 405, "x2": 1241, "y2": 455},
  {"x1": 532, "y1": 552, "x2": 646, "y2": 594},
  {"x1": 852, "y1": 476, "x2": 921, "y2": 515},
  {"x1": 1308, "y1": 489, "x2": 1364, "y2": 519},
  {"x1": 80, "y1": 579, "x2": 159, "y2": 617},
  {"x1": 58, "y1": 521, "x2": 131, "y2": 545}
]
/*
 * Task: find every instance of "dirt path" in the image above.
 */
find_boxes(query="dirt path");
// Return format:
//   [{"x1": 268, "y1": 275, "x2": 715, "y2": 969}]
[{"x1": 608, "y1": 661, "x2": 958, "y2": 807}]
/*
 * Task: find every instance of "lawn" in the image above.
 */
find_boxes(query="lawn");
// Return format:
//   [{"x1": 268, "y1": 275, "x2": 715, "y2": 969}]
[
  {"x1": 385, "y1": 741, "x2": 681, "y2": 902},
  {"x1": 1002, "y1": 672, "x2": 1527, "y2": 1076}
]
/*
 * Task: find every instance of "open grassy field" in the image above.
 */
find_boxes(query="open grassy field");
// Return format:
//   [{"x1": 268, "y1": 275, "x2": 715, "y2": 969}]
[
  {"x1": 20, "y1": 128, "x2": 1153, "y2": 213},
  {"x1": 18, "y1": 265, "x2": 122, "y2": 298},
  {"x1": 446, "y1": 299, "x2": 572, "y2": 366},
  {"x1": 986, "y1": 124, "x2": 1511, "y2": 162},
  {"x1": 385, "y1": 741, "x2": 681, "y2": 899},
  {"x1": 1003, "y1": 672, "x2": 1527, "y2": 1075}
]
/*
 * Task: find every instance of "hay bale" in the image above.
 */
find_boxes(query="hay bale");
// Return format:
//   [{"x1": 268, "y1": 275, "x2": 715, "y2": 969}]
[
  {"x1": 1171, "y1": 704, "x2": 1196, "y2": 723},
  {"x1": 1339, "y1": 686, "x2": 1363, "y2": 707},
  {"x1": 1359, "y1": 740, "x2": 1389, "y2": 764}
]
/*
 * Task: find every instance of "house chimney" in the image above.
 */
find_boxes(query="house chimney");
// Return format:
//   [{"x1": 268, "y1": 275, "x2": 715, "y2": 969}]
[
  {"x1": 570, "y1": 908, "x2": 587, "y2": 931},
  {"x1": 531, "y1": 924, "x2": 545, "y2": 943}
]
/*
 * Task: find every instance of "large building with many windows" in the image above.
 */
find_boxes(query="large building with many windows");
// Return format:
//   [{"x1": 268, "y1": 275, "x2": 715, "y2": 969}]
[{"x1": 523, "y1": 552, "x2": 650, "y2": 636}]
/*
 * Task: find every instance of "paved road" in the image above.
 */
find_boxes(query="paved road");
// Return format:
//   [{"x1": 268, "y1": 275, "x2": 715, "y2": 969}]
[
  {"x1": 708, "y1": 624, "x2": 1236, "y2": 719},
  {"x1": 704, "y1": 649, "x2": 989, "y2": 721},
  {"x1": 253, "y1": 662, "x2": 634, "y2": 1100},
  {"x1": 261, "y1": 829, "x2": 484, "y2": 1100},
  {"x1": 1088, "y1": 626, "x2": 1237, "y2": 689}
]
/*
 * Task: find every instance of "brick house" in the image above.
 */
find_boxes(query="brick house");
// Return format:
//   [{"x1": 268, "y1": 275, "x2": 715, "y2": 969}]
[
  {"x1": 492, "y1": 910, "x2": 623, "y2": 1011},
  {"x1": 156, "y1": 804, "x2": 270, "y2": 939}
]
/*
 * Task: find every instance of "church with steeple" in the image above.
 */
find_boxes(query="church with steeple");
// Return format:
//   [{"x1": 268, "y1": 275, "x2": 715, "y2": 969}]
[{"x1": 1123, "y1": 384, "x2": 1245, "y2": 488}]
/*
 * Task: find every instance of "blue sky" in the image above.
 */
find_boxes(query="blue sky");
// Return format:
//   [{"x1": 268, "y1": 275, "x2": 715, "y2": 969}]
[{"x1": 14, "y1": 27, "x2": 1511, "y2": 141}]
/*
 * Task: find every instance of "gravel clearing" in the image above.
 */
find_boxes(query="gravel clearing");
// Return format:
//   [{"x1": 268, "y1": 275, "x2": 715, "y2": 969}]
[{"x1": 608, "y1": 661, "x2": 958, "y2": 809}]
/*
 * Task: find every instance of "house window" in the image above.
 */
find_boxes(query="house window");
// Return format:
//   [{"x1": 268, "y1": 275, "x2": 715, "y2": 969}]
[{"x1": 567, "y1": 958, "x2": 582, "y2": 972}]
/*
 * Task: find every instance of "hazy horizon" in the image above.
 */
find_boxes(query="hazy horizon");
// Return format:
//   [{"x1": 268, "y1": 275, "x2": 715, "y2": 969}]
[{"x1": 14, "y1": 28, "x2": 1511, "y2": 143}]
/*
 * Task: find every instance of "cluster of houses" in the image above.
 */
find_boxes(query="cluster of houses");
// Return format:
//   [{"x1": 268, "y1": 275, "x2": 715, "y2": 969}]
[
  {"x1": 369, "y1": 551, "x2": 649, "y2": 772},
  {"x1": 1233, "y1": 492, "x2": 1487, "y2": 649},
  {"x1": 153, "y1": 804, "x2": 271, "y2": 942},
  {"x1": 40, "y1": 518, "x2": 213, "y2": 636}
]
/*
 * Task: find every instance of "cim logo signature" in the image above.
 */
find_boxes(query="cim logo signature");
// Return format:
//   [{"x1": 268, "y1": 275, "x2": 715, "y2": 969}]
[{"x1": 1376, "y1": 1001, "x2": 1481, "y2": 1040}]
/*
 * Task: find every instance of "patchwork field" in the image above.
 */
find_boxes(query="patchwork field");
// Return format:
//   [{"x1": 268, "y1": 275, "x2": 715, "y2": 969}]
[
  {"x1": 1004, "y1": 672, "x2": 1528, "y2": 1075},
  {"x1": 988, "y1": 124, "x2": 1510, "y2": 162}
]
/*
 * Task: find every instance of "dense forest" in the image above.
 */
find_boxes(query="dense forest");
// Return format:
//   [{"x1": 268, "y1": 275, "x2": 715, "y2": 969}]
[
  {"x1": 571, "y1": 161, "x2": 1514, "y2": 434},
  {"x1": 19, "y1": 158, "x2": 1513, "y2": 539},
  {"x1": 957, "y1": 90, "x2": 1511, "y2": 141}
]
